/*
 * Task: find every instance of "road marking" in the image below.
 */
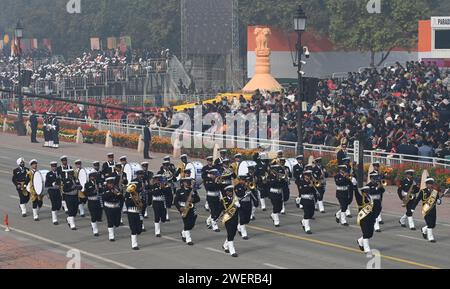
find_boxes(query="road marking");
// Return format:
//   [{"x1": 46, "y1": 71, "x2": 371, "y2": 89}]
[
  {"x1": 263, "y1": 263, "x2": 287, "y2": 269},
  {"x1": 0, "y1": 224, "x2": 135, "y2": 269},
  {"x1": 244, "y1": 224, "x2": 441, "y2": 269},
  {"x1": 166, "y1": 209, "x2": 443, "y2": 269},
  {"x1": 162, "y1": 236, "x2": 182, "y2": 242},
  {"x1": 397, "y1": 234, "x2": 426, "y2": 242},
  {"x1": 205, "y1": 247, "x2": 225, "y2": 254},
  {"x1": 0, "y1": 170, "x2": 10, "y2": 175}
]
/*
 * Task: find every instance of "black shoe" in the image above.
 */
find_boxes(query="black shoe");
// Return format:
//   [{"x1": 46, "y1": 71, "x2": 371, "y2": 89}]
[
  {"x1": 166, "y1": 219, "x2": 170, "y2": 222},
  {"x1": 223, "y1": 246, "x2": 230, "y2": 254},
  {"x1": 343, "y1": 223, "x2": 349, "y2": 227},
  {"x1": 358, "y1": 241, "x2": 364, "y2": 252},
  {"x1": 243, "y1": 236, "x2": 249, "y2": 240},
  {"x1": 109, "y1": 239, "x2": 115, "y2": 242},
  {"x1": 156, "y1": 234, "x2": 161, "y2": 238},
  {"x1": 187, "y1": 242, "x2": 194, "y2": 246},
  {"x1": 142, "y1": 228, "x2": 147, "y2": 232},
  {"x1": 335, "y1": 217, "x2": 339, "y2": 224},
  {"x1": 207, "y1": 225, "x2": 212, "y2": 230},
  {"x1": 71, "y1": 227, "x2": 77, "y2": 231},
  {"x1": 275, "y1": 224, "x2": 280, "y2": 228},
  {"x1": 347, "y1": 215, "x2": 353, "y2": 219},
  {"x1": 214, "y1": 229, "x2": 220, "y2": 233},
  {"x1": 379, "y1": 221, "x2": 384, "y2": 225},
  {"x1": 376, "y1": 229, "x2": 381, "y2": 233},
  {"x1": 132, "y1": 247, "x2": 140, "y2": 250},
  {"x1": 262, "y1": 208, "x2": 266, "y2": 212},
  {"x1": 399, "y1": 221, "x2": 406, "y2": 228},
  {"x1": 281, "y1": 212, "x2": 286, "y2": 215},
  {"x1": 80, "y1": 214, "x2": 85, "y2": 218},
  {"x1": 306, "y1": 230, "x2": 312, "y2": 235},
  {"x1": 410, "y1": 227, "x2": 416, "y2": 231},
  {"x1": 250, "y1": 216, "x2": 255, "y2": 221},
  {"x1": 144, "y1": 215, "x2": 149, "y2": 219},
  {"x1": 181, "y1": 232, "x2": 186, "y2": 243},
  {"x1": 53, "y1": 222, "x2": 59, "y2": 225},
  {"x1": 231, "y1": 253, "x2": 238, "y2": 258},
  {"x1": 430, "y1": 240, "x2": 436, "y2": 243},
  {"x1": 238, "y1": 231, "x2": 242, "y2": 236},
  {"x1": 320, "y1": 211, "x2": 326, "y2": 214},
  {"x1": 22, "y1": 213, "x2": 27, "y2": 217},
  {"x1": 94, "y1": 233, "x2": 99, "y2": 237},
  {"x1": 34, "y1": 218, "x2": 40, "y2": 222},
  {"x1": 422, "y1": 232, "x2": 427, "y2": 239}
]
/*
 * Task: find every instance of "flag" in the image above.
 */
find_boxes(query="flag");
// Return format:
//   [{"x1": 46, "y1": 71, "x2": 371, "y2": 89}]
[
  {"x1": 4, "y1": 214, "x2": 9, "y2": 226},
  {"x1": 10, "y1": 37, "x2": 20, "y2": 57},
  {"x1": 42, "y1": 38, "x2": 52, "y2": 52}
]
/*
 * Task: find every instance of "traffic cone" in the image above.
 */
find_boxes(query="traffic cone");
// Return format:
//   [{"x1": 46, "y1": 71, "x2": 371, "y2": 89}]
[
  {"x1": 105, "y1": 130, "x2": 113, "y2": 148},
  {"x1": 137, "y1": 134, "x2": 144, "y2": 153},
  {"x1": 2, "y1": 118, "x2": 7, "y2": 132},
  {"x1": 4, "y1": 214, "x2": 10, "y2": 232}
]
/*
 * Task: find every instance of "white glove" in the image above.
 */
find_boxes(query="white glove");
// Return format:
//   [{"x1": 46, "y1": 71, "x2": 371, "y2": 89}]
[
  {"x1": 437, "y1": 199, "x2": 442, "y2": 206},
  {"x1": 234, "y1": 201, "x2": 241, "y2": 208},
  {"x1": 352, "y1": 177, "x2": 358, "y2": 186},
  {"x1": 295, "y1": 197, "x2": 301, "y2": 205}
]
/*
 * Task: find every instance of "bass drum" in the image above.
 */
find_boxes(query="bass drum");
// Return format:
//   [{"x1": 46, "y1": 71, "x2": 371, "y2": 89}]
[
  {"x1": 34, "y1": 170, "x2": 48, "y2": 196},
  {"x1": 123, "y1": 163, "x2": 143, "y2": 183},
  {"x1": 285, "y1": 158, "x2": 298, "y2": 174},
  {"x1": 185, "y1": 162, "x2": 204, "y2": 186},
  {"x1": 78, "y1": 167, "x2": 97, "y2": 191},
  {"x1": 237, "y1": 161, "x2": 257, "y2": 177}
]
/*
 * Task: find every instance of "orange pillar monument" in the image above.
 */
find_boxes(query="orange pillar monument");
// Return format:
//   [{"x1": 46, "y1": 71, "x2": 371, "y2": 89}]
[{"x1": 242, "y1": 27, "x2": 282, "y2": 93}]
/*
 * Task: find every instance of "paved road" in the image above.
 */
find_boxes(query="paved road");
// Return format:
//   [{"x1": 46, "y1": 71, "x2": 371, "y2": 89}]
[{"x1": 0, "y1": 133, "x2": 449, "y2": 269}]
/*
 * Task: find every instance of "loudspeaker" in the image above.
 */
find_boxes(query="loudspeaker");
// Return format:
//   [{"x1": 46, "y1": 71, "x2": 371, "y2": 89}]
[{"x1": 302, "y1": 77, "x2": 319, "y2": 103}]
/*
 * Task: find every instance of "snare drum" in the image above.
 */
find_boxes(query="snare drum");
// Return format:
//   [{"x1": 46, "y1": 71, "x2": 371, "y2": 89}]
[
  {"x1": 237, "y1": 161, "x2": 257, "y2": 177},
  {"x1": 78, "y1": 167, "x2": 97, "y2": 191},
  {"x1": 123, "y1": 163, "x2": 143, "y2": 183},
  {"x1": 185, "y1": 162, "x2": 204, "y2": 187}
]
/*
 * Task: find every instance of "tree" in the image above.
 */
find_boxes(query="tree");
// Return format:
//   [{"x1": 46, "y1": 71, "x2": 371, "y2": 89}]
[{"x1": 327, "y1": 0, "x2": 432, "y2": 67}]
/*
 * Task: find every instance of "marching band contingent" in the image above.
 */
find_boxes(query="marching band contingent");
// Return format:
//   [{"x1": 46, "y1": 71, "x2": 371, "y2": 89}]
[{"x1": 11, "y1": 149, "x2": 449, "y2": 258}]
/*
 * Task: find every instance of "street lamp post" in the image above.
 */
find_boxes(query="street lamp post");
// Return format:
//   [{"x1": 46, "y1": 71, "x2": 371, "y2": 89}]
[
  {"x1": 294, "y1": 5, "x2": 307, "y2": 155},
  {"x1": 14, "y1": 20, "x2": 26, "y2": 136}
]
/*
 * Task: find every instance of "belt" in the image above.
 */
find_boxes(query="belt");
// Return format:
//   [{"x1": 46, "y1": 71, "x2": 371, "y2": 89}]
[
  {"x1": 222, "y1": 180, "x2": 232, "y2": 184},
  {"x1": 336, "y1": 186, "x2": 349, "y2": 191},
  {"x1": 301, "y1": 194, "x2": 315, "y2": 200},
  {"x1": 241, "y1": 196, "x2": 251, "y2": 202},
  {"x1": 88, "y1": 196, "x2": 99, "y2": 201},
  {"x1": 371, "y1": 194, "x2": 381, "y2": 200},
  {"x1": 104, "y1": 202, "x2": 120, "y2": 208},
  {"x1": 63, "y1": 192, "x2": 78, "y2": 196},
  {"x1": 207, "y1": 191, "x2": 221, "y2": 197},
  {"x1": 152, "y1": 196, "x2": 165, "y2": 202},
  {"x1": 127, "y1": 207, "x2": 140, "y2": 214},
  {"x1": 270, "y1": 188, "x2": 282, "y2": 194}
]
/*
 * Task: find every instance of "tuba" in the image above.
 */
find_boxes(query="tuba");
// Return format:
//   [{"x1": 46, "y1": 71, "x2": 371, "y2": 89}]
[
  {"x1": 127, "y1": 184, "x2": 144, "y2": 211},
  {"x1": 218, "y1": 195, "x2": 239, "y2": 226},
  {"x1": 422, "y1": 189, "x2": 439, "y2": 217}
]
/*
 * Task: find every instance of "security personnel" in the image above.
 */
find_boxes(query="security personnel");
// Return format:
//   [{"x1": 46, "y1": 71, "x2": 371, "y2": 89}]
[
  {"x1": 84, "y1": 172, "x2": 102, "y2": 237},
  {"x1": 398, "y1": 170, "x2": 419, "y2": 230},
  {"x1": 204, "y1": 169, "x2": 222, "y2": 232},
  {"x1": 63, "y1": 169, "x2": 82, "y2": 230},
  {"x1": 43, "y1": 113, "x2": 51, "y2": 147},
  {"x1": 343, "y1": 157, "x2": 355, "y2": 218},
  {"x1": 296, "y1": 170, "x2": 317, "y2": 234},
  {"x1": 103, "y1": 177, "x2": 124, "y2": 241},
  {"x1": 312, "y1": 157, "x2": 328, "y2": 213},
  {"x1": 335, "y1": 165, "x2": 352, "y2": 226},
  {"x1": 337, "y1": 144, "x2": 348, "y2": 165},
  {"x1": 45, "y1": 161, "x2": 62, "y2": 225},
  {"x1": 12, "y1": 157, "x2": 30, "y2": 217},
  {"x1": 174, "y1": 178, "x2": 200, "y2": 246},
  {"x1": 367, "y1": 173, "x2": 385, "y2": 233},
  {"x1": 124, "y1": 184, "x2": 144, "y2": 250},
  {"x1": 102, "y1": 153, "x2": 116, "y2": 178},
  {"x1": 30, "y1": 110, "x2": 38, "y2": 143},
  {"x1": 356, "y1": 186, "x2": 376, "y2": 255},
  {"x1": 51, "y1": 114, "x2": 60, "y2": 148},
  {"x1": 413, "y1": 178, "x2": 442, "y2": 243},
  {"x1": 235, "y1": 175, "x2": 259, "y2": 240},
  {"x1": 268, "y1": 165, "x2": 284, "y2": 227},
  {"x1": 221, "y1": 185, "x2": 240, "y2": 257},
  {"x1": 148, "y1": 175, "x2": 169, "y2": 237}
]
